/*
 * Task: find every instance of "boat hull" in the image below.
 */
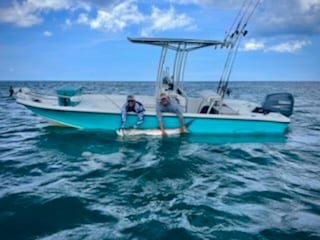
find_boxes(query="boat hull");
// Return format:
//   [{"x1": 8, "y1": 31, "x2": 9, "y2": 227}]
[{"x1": 25, "y1": 105, "x2": 289, "y2": 135}]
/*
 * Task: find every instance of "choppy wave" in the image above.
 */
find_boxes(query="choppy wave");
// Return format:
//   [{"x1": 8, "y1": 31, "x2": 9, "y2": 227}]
[{"x1": 0, "y1": 81, "x2": 319, "y2": 240}]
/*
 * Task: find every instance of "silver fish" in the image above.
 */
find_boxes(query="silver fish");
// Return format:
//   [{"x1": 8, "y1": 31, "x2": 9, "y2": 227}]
[
  {"x1": 116, "y1": 128, "x2": 184, "y2": 137},
  {"x1": 116, "y1": 120, "x2": 193, "y2": 137}
]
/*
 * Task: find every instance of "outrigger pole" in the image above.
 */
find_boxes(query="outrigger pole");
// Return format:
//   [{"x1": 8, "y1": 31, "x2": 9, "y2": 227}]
[{"x1": 217, "y1": 0, "x2": 261, "y2": 99}]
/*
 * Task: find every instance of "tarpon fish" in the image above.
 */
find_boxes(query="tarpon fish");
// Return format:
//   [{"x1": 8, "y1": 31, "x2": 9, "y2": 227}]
[
  {"x1": 116, "y1": 128, "x2": 183, "y2": 137},
  {"x1": 116, "y1": 120, "x2": 194, "y2": 137}
]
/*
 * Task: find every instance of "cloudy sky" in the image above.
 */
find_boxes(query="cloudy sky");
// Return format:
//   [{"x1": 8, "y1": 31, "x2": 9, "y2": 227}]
[{"x1": 0, "y1": 0, "x2": 319, "y2": 81}]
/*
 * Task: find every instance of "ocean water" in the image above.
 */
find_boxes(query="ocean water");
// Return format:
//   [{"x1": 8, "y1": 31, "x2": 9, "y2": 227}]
[{"x1": 0, "y1": 81, "x2": 319, "y2": 240}]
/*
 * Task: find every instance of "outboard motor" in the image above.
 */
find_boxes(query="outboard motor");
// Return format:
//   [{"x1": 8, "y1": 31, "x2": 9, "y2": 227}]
[{"x1": 254, "y1": 93, "x2": 294, "y2": 117}]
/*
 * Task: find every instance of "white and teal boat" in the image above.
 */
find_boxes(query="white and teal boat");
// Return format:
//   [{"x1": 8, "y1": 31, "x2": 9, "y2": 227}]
[{"x1": 16, "y1": 2, "x2": 294, "y2": 135}]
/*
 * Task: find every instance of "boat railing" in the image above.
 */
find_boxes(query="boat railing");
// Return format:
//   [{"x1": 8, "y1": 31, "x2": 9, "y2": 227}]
[
  {"x1": 15, "y1": 88, "x2": 56, "y2": 102},
  {"x1": 198, "y1": 90, "x2": 238, "y2": 115}
]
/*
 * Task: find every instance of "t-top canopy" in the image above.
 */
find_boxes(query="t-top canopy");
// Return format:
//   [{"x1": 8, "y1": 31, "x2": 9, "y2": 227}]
[{"x1": 128, "y1": 37, "x2": 229, "y2": 51}]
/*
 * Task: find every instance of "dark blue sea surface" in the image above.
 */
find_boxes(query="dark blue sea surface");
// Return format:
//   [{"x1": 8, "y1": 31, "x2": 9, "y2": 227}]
[{"x1": 0, "y1": 81, "x2": 319, "y2": 240}]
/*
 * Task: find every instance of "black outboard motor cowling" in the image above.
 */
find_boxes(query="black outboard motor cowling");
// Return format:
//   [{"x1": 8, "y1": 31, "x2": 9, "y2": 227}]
[{"x1": 262, "y1": 93, "x2": 294, "y2": 117}]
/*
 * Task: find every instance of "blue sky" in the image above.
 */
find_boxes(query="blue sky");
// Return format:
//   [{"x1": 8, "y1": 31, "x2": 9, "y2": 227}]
[{"x1": 0, "y1": 0, "x2": 319, "y2": 81}]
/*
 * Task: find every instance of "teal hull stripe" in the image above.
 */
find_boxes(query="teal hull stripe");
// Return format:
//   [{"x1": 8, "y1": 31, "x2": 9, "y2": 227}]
[{"x1": 27, "y1": 106, "x2": 288, "y2": 134}]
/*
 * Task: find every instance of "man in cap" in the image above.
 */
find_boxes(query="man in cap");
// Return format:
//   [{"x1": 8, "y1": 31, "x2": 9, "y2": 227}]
[
  {"x1": 120, "y1": 95, "x2": 145, "y2": 129},
  {"x1": 156, "y1": 92, "x2": 185, "y2": 136}
]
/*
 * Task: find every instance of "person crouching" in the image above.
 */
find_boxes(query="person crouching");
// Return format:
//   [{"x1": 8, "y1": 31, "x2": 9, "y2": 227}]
[
  {"x1": 156, "y1": 92, "x2": 185, "y2": 136},
  {"x1": 120, "y1": 95, "x2": 145, "y2": 129}
]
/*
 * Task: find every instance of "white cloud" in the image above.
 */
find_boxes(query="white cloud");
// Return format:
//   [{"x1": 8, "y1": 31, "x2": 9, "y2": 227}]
[
  {"x1": 75, "y1": 0, "x2": 195, "y2": 35},
  {"x1": 242, "y1": 38, "x2": 311, "y2": 53},
  {"x1": 0, "y1": 0, "x2": 89, "y2": 27},
  {"x1": 43, "y1": 31, "x2": 53, "y2": 37},
  {"x1": 27, "y1": 0, "x2": 73, "y2": 11},
  {"x1": 77, "y1": 13, "x2": 89, "y2": 24},
  {"x1": 298, "y1": 0, "x2": 320, "y2": 12},
  {"x1": 0, "y1": 1, "x2": 42, "y2": 27},
  {"x1": 77, "y1": 0, "x2": 144, "y2": 32},
  {"x1": 168, "y1": 0, "x2": 200, "y2": 4},
  {"x1": 267, "y1": 40, "x2": 311, "y2": 53},
  {"x1": 254, "y1": 0, "x2": 320, "y2": 37},
  {"x1": 169, "y1": 0, "x2": 320, "y2": 37},
  {"x1": 242, "y1": 39, "x2": 265, "y2": 51},
  {"x1": 0, "y1": 0, "x2": 196, "y2": 34},
  {"x1": 73, "y1": 1, "x2": 91, "y2": 12},
  {"x1": 1, "y1": 0, "x2": 318, "y2": 40},
  {"x1": 65, "y1": 18, "x2": 72, "y2": 26},
  {"x1": 141, "y1": 6, "x2": 195, "y2": 36},
  {"x1": 167, "y1": 0, "x2": 243, "y2": 7}
]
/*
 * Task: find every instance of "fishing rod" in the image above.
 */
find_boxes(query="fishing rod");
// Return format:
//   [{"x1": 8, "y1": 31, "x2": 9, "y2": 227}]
[
  {"x1": 222, "y1": 0, "x2": 261, "y2": 99},
  {"x1": 218, "y1": 0, "x2": 253, "y2": 95},
  {"x1": 224, "y1": 0, "x2": 248, "y2": 42},
  {"x1": 217, "y1": 0, "x2": 260, "y2": 98}
]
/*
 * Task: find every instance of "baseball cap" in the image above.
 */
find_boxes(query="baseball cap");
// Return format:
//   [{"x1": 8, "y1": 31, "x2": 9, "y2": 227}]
[
  {"x1": 127, "y1": 95, "x2": 135, "y2": 101},
  {"x1": 160, "y1": 93, "x2": 168, "y2": 100}
]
